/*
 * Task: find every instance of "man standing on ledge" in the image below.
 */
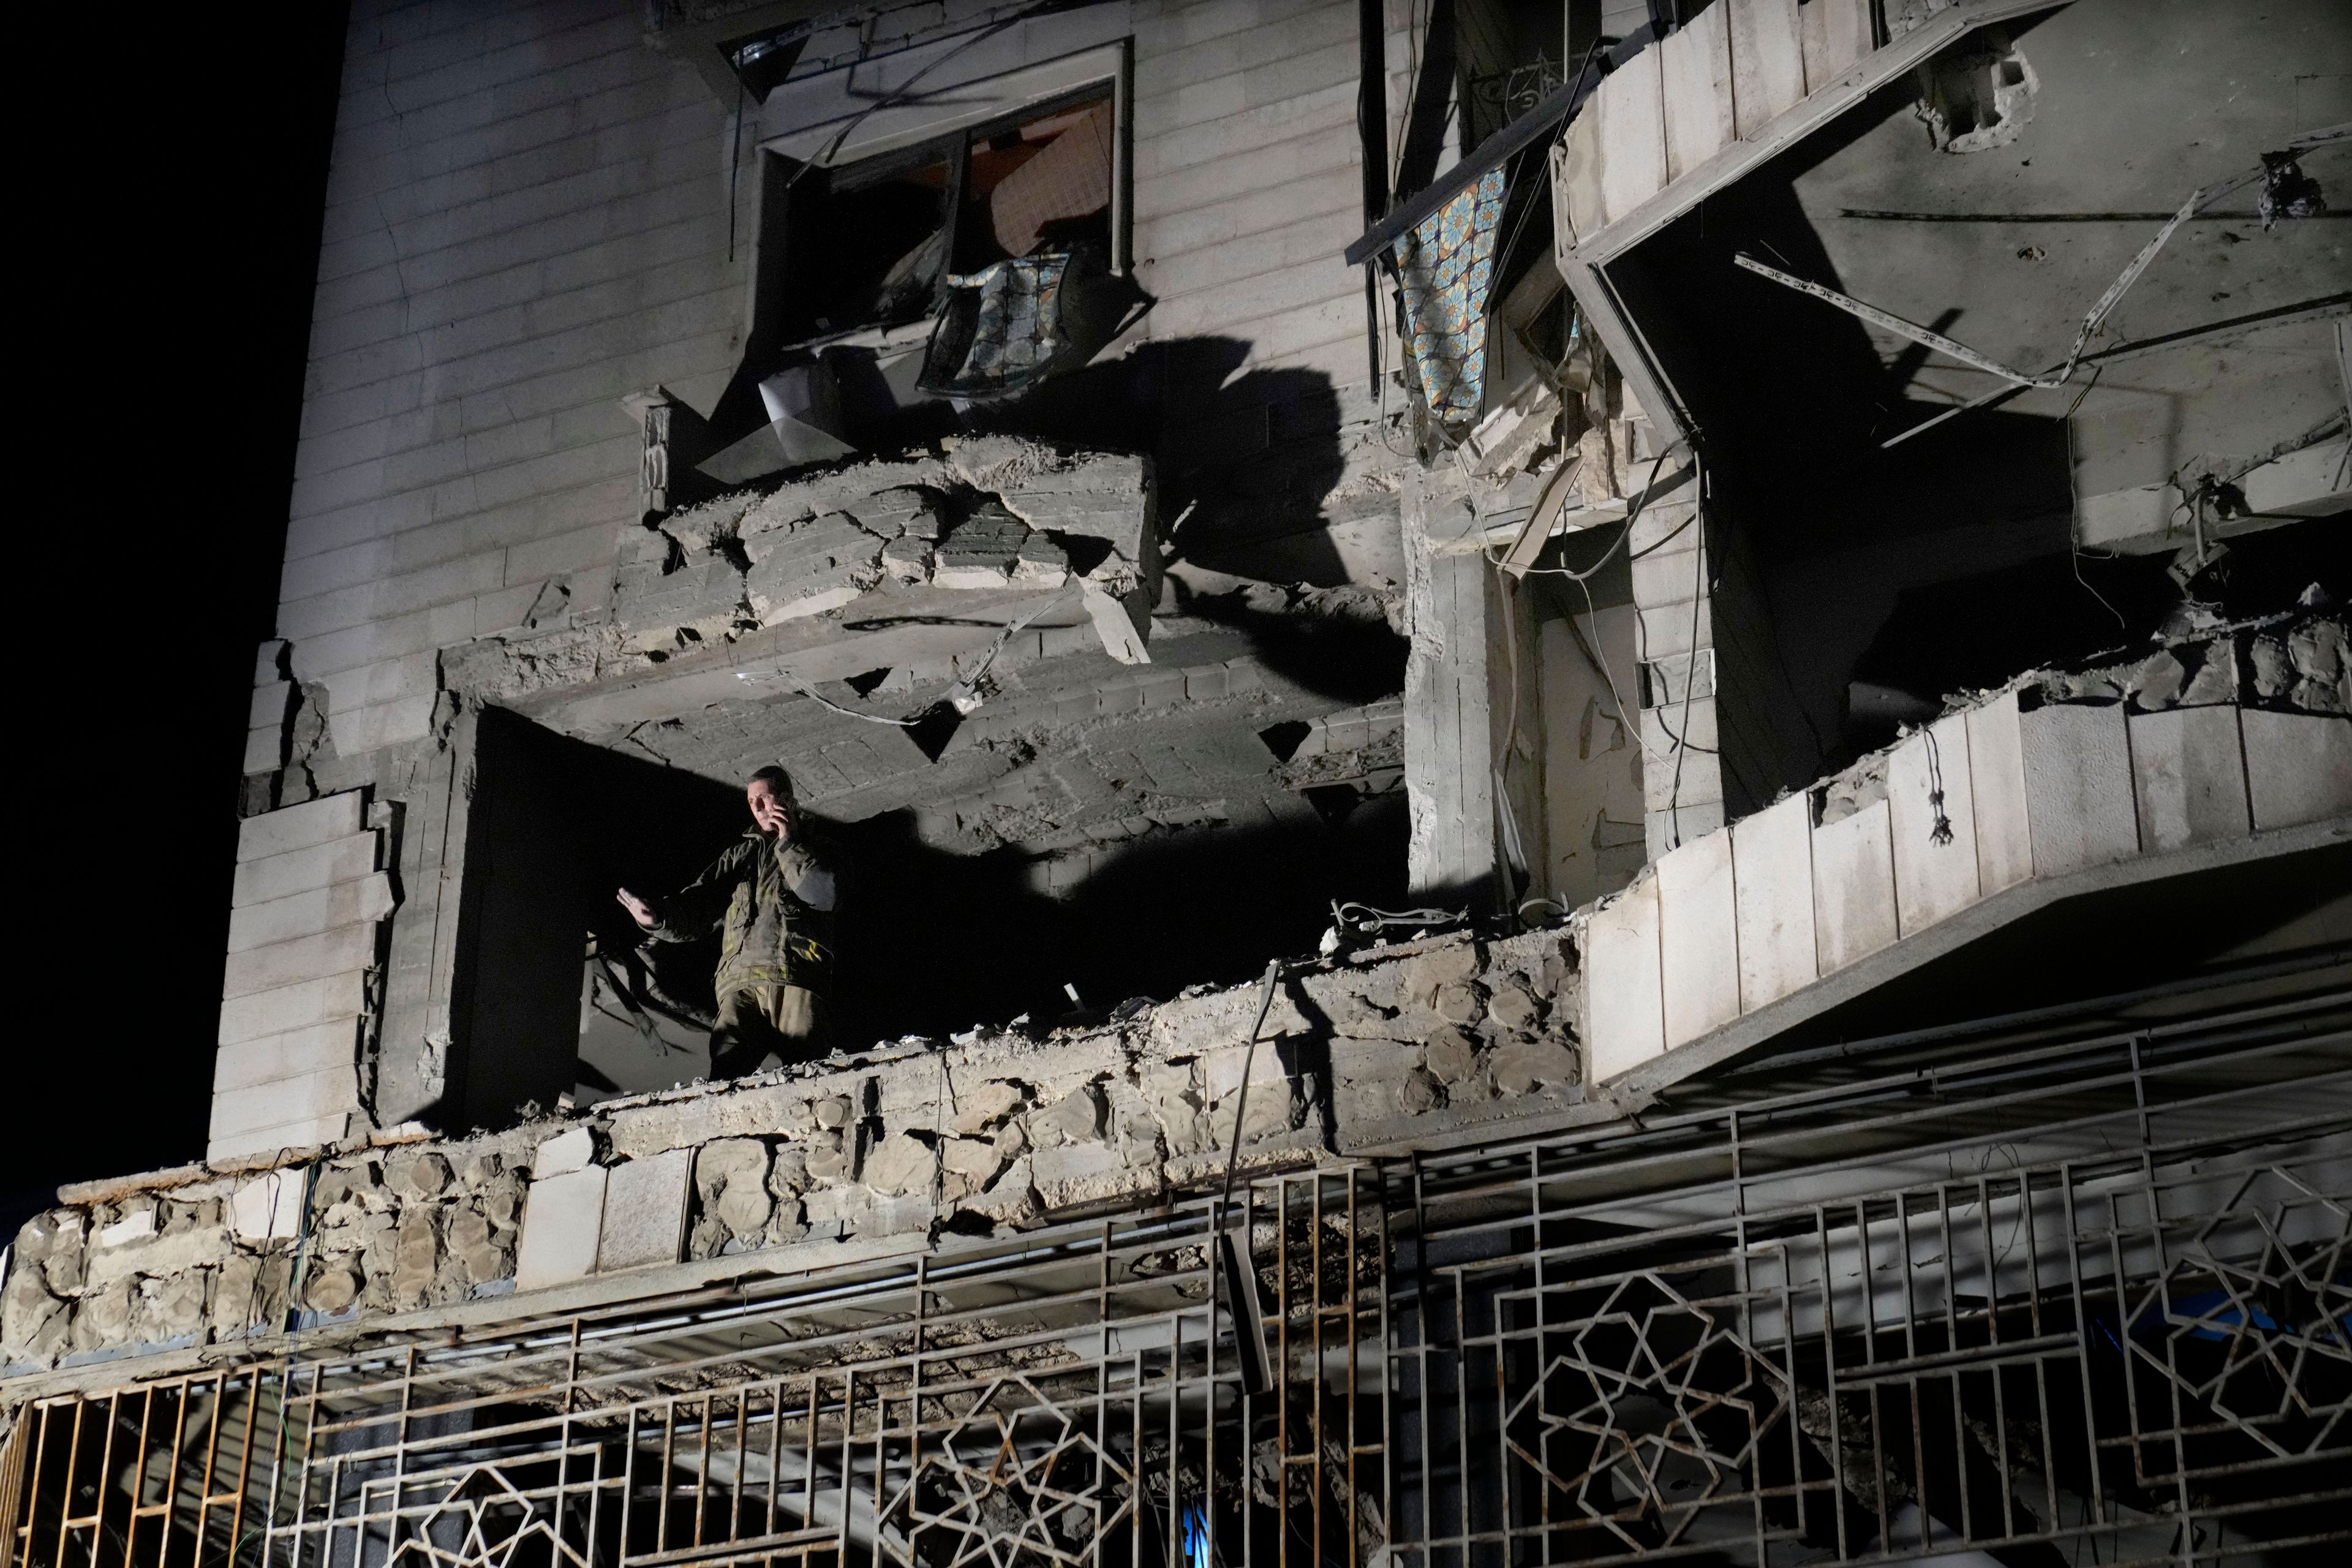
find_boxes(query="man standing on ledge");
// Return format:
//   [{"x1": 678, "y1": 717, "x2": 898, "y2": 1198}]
[{"x1": 616, "y1": 765, "x2": 838, "y2": 1077}]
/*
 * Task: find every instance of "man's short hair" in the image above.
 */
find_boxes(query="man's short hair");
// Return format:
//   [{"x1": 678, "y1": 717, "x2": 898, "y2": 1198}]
[{"x1": 747, "y1": 765, "x2": 796, "y2": 800}]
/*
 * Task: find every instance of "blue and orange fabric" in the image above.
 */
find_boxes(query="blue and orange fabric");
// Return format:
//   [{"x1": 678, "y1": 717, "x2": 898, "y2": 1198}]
[{"x1": 1394, "y1": 167, "x2": 1507, "y2": 425}]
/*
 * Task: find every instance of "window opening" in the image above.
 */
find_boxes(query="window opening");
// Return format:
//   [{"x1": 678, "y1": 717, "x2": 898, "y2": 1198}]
[
  {"x1": 796, "y1": 148, "x2": 957, "y2": 339},
  {"x1": 767, "y1": 84, "x2": 1118, "y2": 358},
  {"x1": 957, "y1": 97, "x2": 1116, "y2": 270}
]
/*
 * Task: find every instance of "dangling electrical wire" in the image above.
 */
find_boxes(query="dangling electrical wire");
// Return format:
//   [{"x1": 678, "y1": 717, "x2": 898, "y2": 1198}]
[{"x1": 1475, "y1": 442, "x2": 1690, "y2": 764}]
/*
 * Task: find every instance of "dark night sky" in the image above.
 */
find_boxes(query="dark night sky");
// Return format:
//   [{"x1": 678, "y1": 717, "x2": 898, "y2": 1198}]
[{"x1": 8, "y1": 9, "x2": 351, "y2": 1226}]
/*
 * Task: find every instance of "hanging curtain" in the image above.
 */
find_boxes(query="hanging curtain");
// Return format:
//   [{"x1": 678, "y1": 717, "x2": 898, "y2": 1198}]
[
  {"x1": 1393, "y1": 167, "x2": 1507, "y2": 424},
  {"x1": 919, "y1": 252, "x2": 1077, "y2": 398}
]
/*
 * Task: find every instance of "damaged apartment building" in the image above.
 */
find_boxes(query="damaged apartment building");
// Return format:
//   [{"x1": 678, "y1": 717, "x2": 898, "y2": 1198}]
[{"x1": 7, "y1": 0, "x2": 2352, "y2": 1563}]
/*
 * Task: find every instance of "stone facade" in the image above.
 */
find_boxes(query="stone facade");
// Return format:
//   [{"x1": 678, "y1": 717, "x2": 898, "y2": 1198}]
[{"x1": 6, "y1": 924, "x2": 1580, "y2": 1373}]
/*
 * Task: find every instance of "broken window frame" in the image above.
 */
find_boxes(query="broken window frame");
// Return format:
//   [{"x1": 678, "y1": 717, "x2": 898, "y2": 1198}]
[{"x1": 752, "y1": 76, "x2": 1131, "y2": 363}]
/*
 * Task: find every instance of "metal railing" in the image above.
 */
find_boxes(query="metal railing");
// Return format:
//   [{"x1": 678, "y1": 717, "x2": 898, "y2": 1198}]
[{"x1": 10, "y1": 973, "x2": 2346, "y2": 1567}]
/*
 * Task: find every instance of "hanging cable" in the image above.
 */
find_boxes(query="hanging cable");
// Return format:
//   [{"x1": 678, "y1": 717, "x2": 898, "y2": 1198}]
[
  {"x1": 1662, "y1": 470, "x2": 1708, "y2": 848},
  {"x1": 1474, "y1": 442, "x2": 1687, "y2": 763},
  {"x1": 780, "y1": 1, "x2": 1061, "y2": 198}
]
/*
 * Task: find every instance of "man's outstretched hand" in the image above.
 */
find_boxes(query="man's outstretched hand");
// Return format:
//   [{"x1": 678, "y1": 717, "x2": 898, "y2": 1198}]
[{"x1": 616, "y1": 888, "x2": 657, "y2": 929}]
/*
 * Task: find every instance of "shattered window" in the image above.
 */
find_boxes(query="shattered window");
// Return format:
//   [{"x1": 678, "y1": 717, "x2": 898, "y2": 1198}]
[
  {"x1": 792, "y1": 150, "x2": 955, "y2": 337},
  {"x1": 955, "y1": 98, "x2": 1115, "y2": 270},
  {"x1": 772, "y1": 87, "x2": 1115, "y2": 350}
]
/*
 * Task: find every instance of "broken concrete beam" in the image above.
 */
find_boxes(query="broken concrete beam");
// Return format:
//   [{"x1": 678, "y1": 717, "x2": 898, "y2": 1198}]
[
  {"x1": 743, "y1": 511, "x2": 888, "y2": 625},
  {"x1": 949, "y1": 443, "x2": 1148, "y2": 540},
  {"x1": 613, "y1": 557, "x2": 745, "y2": 650},
  {"x1": 856, "y1": 485, "x2": 943, "y2": 540},
  {"x1": 1148, "y1": 983, "x2": 1312, "y2": 1058},
  {"x1": 657, "y1": 490, "x2": 760, "y2": 556},
  {"x1": 1084, "y1": 582, "x2": 1152, "y2": 665}
]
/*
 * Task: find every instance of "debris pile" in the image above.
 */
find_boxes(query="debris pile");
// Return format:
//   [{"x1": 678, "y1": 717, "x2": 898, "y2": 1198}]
[{"x1": 4, "y1": 928, "x2": 1581, "y2": 1373}]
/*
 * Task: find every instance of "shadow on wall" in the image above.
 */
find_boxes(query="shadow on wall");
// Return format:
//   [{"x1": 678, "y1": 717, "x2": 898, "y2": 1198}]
[
  {"x1": 701, "y1": 333, "x2": 1363, "y2": 589},
  {"x1": 965, "y1": 333, "x2": 1360, "y2": 589},
  {"x1": 827, "y1": 791, "x2": 1408, "y2": 1044},
  {"x1": 1749, "y1": 839, "x2": 2352, "y2": 1063},
  {"x1": 446, "y1": 707, "x2": 1408, "y2": 1128},
  {"x1": 1160, "y1": 586, "x2": 1406, "y2": 710},
  {"x1": 1616, "y1": 105, "x2": 2079, "y2": 548}
]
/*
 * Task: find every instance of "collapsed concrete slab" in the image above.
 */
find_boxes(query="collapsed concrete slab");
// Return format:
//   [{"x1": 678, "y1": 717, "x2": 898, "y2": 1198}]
[{"x1": 440, "y1": 438, "x2": 1158, "y2": 710}]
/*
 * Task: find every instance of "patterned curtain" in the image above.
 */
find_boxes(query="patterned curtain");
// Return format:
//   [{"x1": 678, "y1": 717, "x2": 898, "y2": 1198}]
[
  {"x1": 1394, "y1": 167, "x2": 1507, "y2": 426},
  {"x1": 919, "y1": 252, "x2": 1077, "y2": 398}
]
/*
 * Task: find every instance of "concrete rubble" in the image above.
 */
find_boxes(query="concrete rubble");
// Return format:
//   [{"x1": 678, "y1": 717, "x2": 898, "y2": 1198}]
[
  {"x1": 4, "y1": 924, "x2": 1579, "y2": 1373},
  {"x1": 439, "y1": 436, "x2": 1156, "y2": 707},
  {"x1": 23, "y1": 601, "x2": 2341, "y2": 1372}
]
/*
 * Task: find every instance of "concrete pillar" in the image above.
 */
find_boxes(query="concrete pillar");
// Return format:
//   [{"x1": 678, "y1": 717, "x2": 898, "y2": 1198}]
[{"x1": 1402, "y1": 469, "x2": 1499, "y2": 908}]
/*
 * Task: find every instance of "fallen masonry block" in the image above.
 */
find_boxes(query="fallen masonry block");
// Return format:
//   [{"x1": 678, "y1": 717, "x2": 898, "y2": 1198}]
[
  {"x1": 597, "y1": 1150, "x2": 692, "y2": 1273},
  {"x1": 1183, "y1": 664, "x2": 1229, "y2": 700},
  {"x1": 744, "y1": 513, "x2": 886, "y2": 624},
  {"x1": 614, "y1": 557, "x2": 745, "y2": 650},
  {"x1": 933, "y1": 506, "x2": 1031, "y2": 587},
  {"x1": 514, "y1": 1166, "x2": 606, "y2": 1292}
]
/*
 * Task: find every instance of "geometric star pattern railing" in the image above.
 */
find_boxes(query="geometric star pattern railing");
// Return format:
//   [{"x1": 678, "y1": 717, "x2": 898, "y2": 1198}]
[
  {"x1": 878, "y1": 1374, "x2": 1133, "y2": 1568},
  {"x1": 2135, "y1": 1167, "x2": 2351, "y2": 1465},
  {"x1": 1503, "y1": 1273, "x2": 1792, "y2": 1554},
  {"x1": 11, "y1": 999, "x2": 2348, "y2": 1568}
]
